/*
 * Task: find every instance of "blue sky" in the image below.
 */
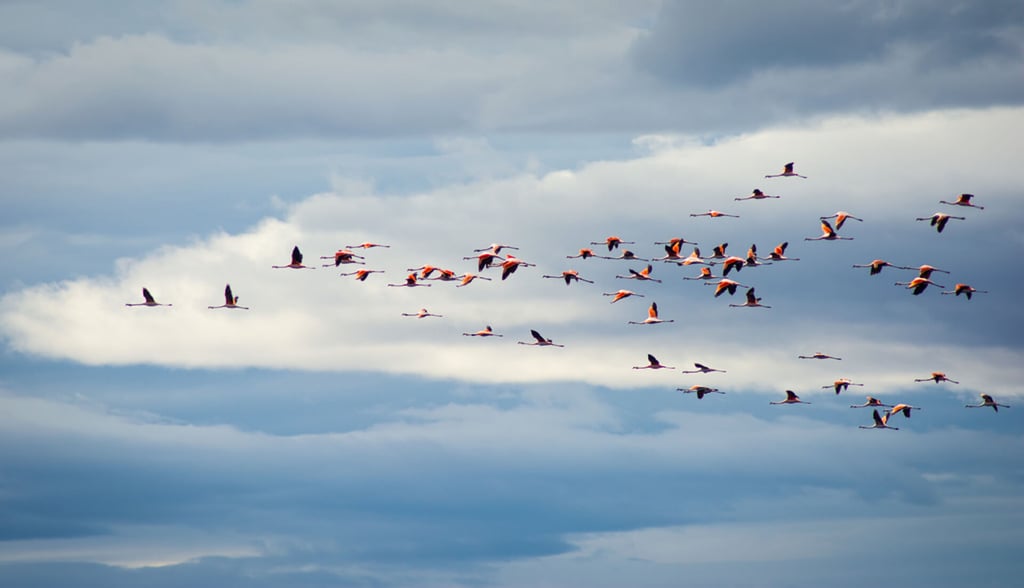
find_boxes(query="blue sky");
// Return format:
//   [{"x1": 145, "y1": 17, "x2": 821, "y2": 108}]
[{"x1": 2, "y1": 2, "x2": 1023, "y2": 586}]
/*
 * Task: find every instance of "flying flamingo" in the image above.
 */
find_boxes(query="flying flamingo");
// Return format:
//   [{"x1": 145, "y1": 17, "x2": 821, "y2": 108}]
[
  {"x1": 605, "y1": 250, "x2": 649, "y2": 261},
  {"x1": 387, "y1": 274, "x2": 432, "y2": 288},
  {"x1": 616, "y1": 264, "x2": 661, "y2": 283},
  {"x1": 272, "y1": 246, "x2": 315, "y2": 269},
  {"x1": 628, "y1": 301, "x2": 674, "y2": 325},
  {"x1": 499, "y1": 255, "x2": 536, "y2": 280},
  {"x1": 765, "y1": 162, "x2": 806, "y2": 178},
  {"x1": 820, "y1": 211, "x2": 863, "y2": 230},
  {"x1": 916, "y1": 212, "x2": 965, "y2": 233},
  {"x1": 407, "y1": 264, "x2": 439, "y2": 279},
  {"x1": 683, "y1": 267, "x2": 719, "y2": 280},
  {"x1": 939, "y1": 193, "x2": 984, "y2": 210},
  {"x1": 680, "y1": 363, "x2": 726, "y2": 374},
  {"x1": 849, "y1": 396, "x2": 893, "y2": 409},
  {"x1": 125, "y1": 287, "x2": 172, "y2": 307},
  {"x1": 965, "y1": 393, "x2": 1010, "y2": 412},
  {"x1": 402, "y1": 308, "x2": 442, "y2": 318},
  {"x1": 822, "y1": 378, "x2": 864, "y2": 394},
  {"x1": 339, "y1": 269, "x2": 384, "y2": 281},
  {"x1": 859, "y1": 409, "x2": 898, "y2": 430},
  {"x1": 474, "y1": 243, "x2": 519, "y2": 254},
  {"x1": 676, "y1": 247, "x2": 709, "y2": 266},
  {"x1": 345, "y1": 242, "x2": 391, "y2": 249},
  {"x1": 654, "y1": 236, "x2": 698, "y2": 247},
  {"x1": 455, "y1": 273, "x2": 492, "y2": 287},
  {"x1": 567, "y1": 248, "x2": 600, "y2": 260},
  {"x1": 633, "y1": 354, "x2": 675, "y2": 370},
  {"x1": 798, "y1": 352, "x2": 841, "y2": 360},
  {"x1": 542, "y1": 270, "x2": 594, "y2": 286},
  {"x1": 690, "y1": 210, "x2": 739, "y2": 219},
  {"x1": 428, "y1": 268, "x2": 459, "y2": 282},
  {"x1": 914, "y1": 372, "x2": 959, "y2": 384},
  {"x1": 706, "y1": 279, "x2": 749, "y2": 297},
  {"x1": 735, "y1": 188, "x2": 779, "y2": 201},
  {"x1": 729, "y1": 287, "x2": 770, "y2": 309},
  {"x1": 852, "y1": 260, "x2": 912, "y2": 275},
  {"x1": 463, "y1": 325, "x2": 503, "y2": 337},
  {"x1": 604, "y1": 289, "x2": 645, "y2": 303},
  {"x1": 591, "y1": 236, "x2": 634, "y2": 251},
  {"x1": 894, "y1": 277, "x2": 944, "y2": 295},
  {"x1": 708, "y1": 243, "x2": 729, "y2": 261},
  {"x1": 805, "y1": 219, "x2": 853, "y2": 241},
  {"x1": 720, "y1": 256, "x2": 746, "y2": 276},
  {"x1": 321, "y1": 249, "x2": 365, "y2": 266},
  {"x1": 770, "y1": 390, "x2": 811, "y2": 404},
  {"x1": 517, "y1": 329, "x2": 564, "y2": 347},
  {"x1": 763, "y1": 242, "x2": 797, "y2": 262},
  {"x1": 888, "y1": 404, "x2": 922, "y2": 419},
  {"x1": 913, "y1": 265, "x2": 950, "y2": 279},
  {"x1": 464, "y1": 252, "x2": 504, "y2": 272},
  {"x1": 652, "y1": 242, "x2": 684, "y2": 262},
  {"x1": 208, "y1": 284, "x2": 249, "y2": 310},
  {"x1": 941, "y1": 284, "x2": 988, "y2": 300},
  {"x1": 678, "y1": 385, "x2": 724, "y2": 399}
]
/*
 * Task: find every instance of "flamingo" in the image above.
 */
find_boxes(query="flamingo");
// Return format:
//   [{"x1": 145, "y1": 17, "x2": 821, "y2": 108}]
[
  {"x1": 633, "y1": 354, "x2": 675, "y2": 370},
  {"x1": 859, "y1": 409, "x2": 898, "y2": 430},
  {"x1": 387, "y1": 274, "x2": 432, "y2": 288},
  {"x1": 822, "y1": 378, "x2": 863, "y2": 394},
  {"x1": 680, "y1": 363, "x2": 726, "y2": 374},
  {"x1": 913, "y1": 265, "x2": 950, "y2": 279},
  {"x1": 690, "y1": 210, "x2": 740, "y2": 219},
  {"x1": 889, "y1": 404, "x2": 922, "y2": 419},
  {"x1": 428, "y1": 268, "x2": 459, "y2": 282},
  {"x1": 770, "y1": 390, "x2": 811, "y2": 404},
  {"x1": 894, "y1": 277, "x2": 944, "y2": 295},
  {"x1": 678, "y1": 385, "x2": 724, "y2": 399},
  {"x1": 916, "y1": 212, "x2": 965, "y2": 233},
  {"x1": 820, "y1": 211, "x2": 863, "y2": 230},
  {"x1": 567, "y1": 248, "x2": 600, "y2": 260},
  {"x1": 591, "y1": 236, "x2": 634, "y2": 251},
  {"x1": 805, "y1": 219, "x2": 853, "y2": 241},
  {"x1": 798, "y1": 352, "x2": 841, "y2": 360},
  {"x1": 339, "y1": 269, "x2": 384, "y2": 281},
  {"x1": 208, "y1": 284, "x2": 249, "y2": 310},
  {"x1": 683, "y1": 267, "x2": 719, "y2": 280},
  {"x1": 517, "y1": 329, "x2": 564, "y2": 347},
  {"x1": 499, "y1": 255, "x2": 536, "y2": 280},
  {"x1": 767, "y1": 242, "x2": 799, "y2": 262},
  {"x1": 652, "y1": 242, "x2": 684, "y2": 262},
  {"x1": 629, "y1": 301, "x2": 675, "y2": 325},
  {"x1": 604, "y1": 289, "x2": 645, "y2": 303},
  {"x1": 616, "y1": 264, "x2": 661, "y2": 283},
  {"x1": 321, "y1": 249, "x2": 365, "y2": 266},
  {"x1": 941, "y1": 283, "x2": 988, "y2": 300},
  {"x1": 852, "y1": 260, "x2": 912, "y2": 275},
  {"x1": 765, "y1": 162, "x2": 807, "y2": 178},
  {"x1": 463, "y1": 252, "x2": 504, "y2": 272},
  {"x1": 965, "y1": 393, "x2": 1010, "y2": 412},
  {"x1": 407, "y1": 264, "x2": 439, "y2": 279},
  {"x1": 914, "y1": 372, "x2": 959, "y2": 384},
  {"x1": 939, "y1": 193, "x2": 984, "y2": 210},
  {"x1": 676, "y1": 247, "x2": 709, "y2": 266},
  {"x1": 455, "y1": 273, "x2": 492, "y2": 287},
  {"x1": 125, "y1": 287, "x2": 172, "y2": 307},
  {"x1": 463, "y1": 325, "x2": 503, "y2": 337},
  {"x1": 729, "y1": 287, "x2": 771, "y2": 308},
  {"x1": 849, "y1": 396, "x2": 893, "y2": 409},
  {"x1": 272, "y1": 246, "x2": 315, "y2": 269},
  {"x1": 345, "y1": 242, "x2": 391, "y2": 249},
  {"x1": 474, "y1": 243, "x2": 519, "y2": 254},
  {"x1": 720, "y1": 256, "x2": 746, "y2": 276},
  {"x1": 706, "y1": 279, "x2": 749, "y2": 297},
  {"x1": 735, "y1": 188, "x2": 779, "y2": 201},
  {"x1": 542, "y1": 270, "x2": 594, "y2": 286},
  {"x1": 402, "y1": 308, "x2": 442, "y2": 318},
  {"x1": 606, "y1": 250, "x2": 649, "y2": 261},
  {"x1": 654, "y1": 236, "x2": 698, "y2": 247},
  {"x1": 708, "y1": 243, "x2": 729, "y2": 261}
]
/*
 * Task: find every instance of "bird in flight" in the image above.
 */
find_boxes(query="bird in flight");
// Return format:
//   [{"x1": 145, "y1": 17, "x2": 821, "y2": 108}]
[
  {"x1": 706, "y1": 279, "x2": 749, "y2": 297},
  {"x1": 678, "y1": 385, "x2": 724, "y2": 399},
  {"x1": 125, "y1": 287, "x2": 172, "y2": 307},
  {"x1": 591, "y1": 236, "x2": 634, "y2": 251},
  {"x1": 805, "y1": 219, "x2": 853, "y2": 241},
  {"x1": 517, "y1": 329, "x2": 564, "y2": 347},
  {"x1": 387, "y1": 274, "x2": 432, "y2": 288},
  {"x1": 680, "y1": 362, "x2": 726, "y2": 374},
  {"x1": 798, "y1": 352, "x2": 841, "y2": 360},
  {"x1": 273, "y1": 246, "x2": 315, "y2": 269},
  {"x1": 208, "y1": 284, "x2": 249, "y2": 310},
  {"x1": 339, "y1": 269, "x2": 384, "y2": 281},
  {"x1": 888, "y1": 404, "x2": 922, "y2": 419},
  {"x1": 849, "y1": 396, "x2": 893, "y2": 409},
  {"x1": 851, "y1": 260, "x2": 912, "y2": 275},
  {"x1": 765, "y1": 162, "x2": 807, "y2": 178},
  {"x1": 729, "y1": 287, "x2": 771, "y2": 309},
  {"x1": 770, "y1": 390, "x2": 811, "y2": 404},
  {"x1": 464, "y1": 252, "x2": 504, "y2": 272},
  {"x1": 321, "y1": 249, "x2": 365, "y2": 266},
  {"x1": 859, "y1": 409, "x2": 898, "y2": 430},
  {"x1": 822, "y1": 378, "x2": 863, "y2": 394},
  {"x1": 767, "y1": 242, "x2": 799, "y2": 262},
  {"x1": 345, "y1": 242, "x2": 391, "y2": 249},
  {"x1": 735, "y1": 188, "x2": 779, "y2": 201},
  {"x1": 628, "y1": 301, "x2": 674, "y2": 325},
  {"x1": 499, "y1": 255, "x2": 536, "y2": 280},
  {"x1": 463, "y1": 325, "x2": 503, "y2": 337},
  {"x1": 941, "y1": 283, "x2": 988, "y2": 300},
  {"x1": 402, "y1": 308, "x2": 442, "y2": 318},
  {"x1": 566, "y1": 248, "x2": 601, "y2": 260},
  {"x1": 965, "y1": 393, "x2": 1010, "y2": 412},
  {"x1": 633, "y1": 354, "x2": 675, "y2": 370},
  {"x1": 914, "y1": 372, "x2": 959, "y2": 384},
  {"x1": 474, "y1": 243, "x2": 519, "y2": 254},
  {"x1": 939, "y1": 193, "x2": 983, "y2": 210},
  {"x1": 819, "y1": 211, "x2": 863, "y2": 230},
  {"x1": 894, "y1": 277, "x2": 944, "y2": 295},
  {"x1": 455, "y1": 273, "x2": 492, "y2": 287},
  {"x1": 604, "y1": 289, "x2": 645, "y2": 303},
  {"x1": 616, "y1": 264, "x2": 661, "y2": 283},
  {"x1": 542, "y1": 270, "x2": 594, "y2": 286},
  {"x1": 916, "y1": 212, "x2": 965, "y2": 233},
  {"x1": 683, "y1": 266, "x2": 719, "y2": 281},
  {"x1": 690, "y1": 210, "x2": 740, "y2": 219}
]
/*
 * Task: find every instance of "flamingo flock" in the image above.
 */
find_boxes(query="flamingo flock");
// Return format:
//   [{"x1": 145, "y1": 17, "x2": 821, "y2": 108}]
[{"x1": 125, "y1": 162, "x2": 1005, "y2": 429}]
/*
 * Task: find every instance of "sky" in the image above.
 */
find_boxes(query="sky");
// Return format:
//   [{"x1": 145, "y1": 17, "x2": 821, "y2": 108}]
[{"x1": 1, "y1": 1, "x2": 1023, "y2": 586}]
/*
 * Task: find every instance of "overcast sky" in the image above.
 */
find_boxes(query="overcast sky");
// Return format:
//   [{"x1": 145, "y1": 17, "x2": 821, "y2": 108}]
[{"x1": 2, "y1": 2, "x2": 1023, "y2": 587}]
